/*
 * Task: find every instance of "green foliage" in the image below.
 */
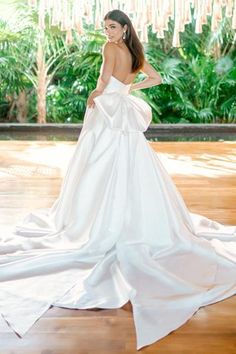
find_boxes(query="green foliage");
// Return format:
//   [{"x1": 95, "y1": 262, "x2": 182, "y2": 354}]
[
  {"x1": 0, "y1": 16, "x2": 36, "y2": 121},
  {"x1": 142, "y1": 16, "x2": 236, "y2": 123},
  {"x1": 46, "y1": 29, "x2": 104, "y2": 122},
  {"x1": 0, "y1": 21, "x2": 35, "y2": 87}
]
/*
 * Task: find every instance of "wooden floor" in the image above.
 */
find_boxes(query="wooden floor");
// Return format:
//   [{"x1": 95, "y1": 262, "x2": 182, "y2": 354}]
[{"x1": 0, "y1": 140, "x2": 235, "y2": 354}]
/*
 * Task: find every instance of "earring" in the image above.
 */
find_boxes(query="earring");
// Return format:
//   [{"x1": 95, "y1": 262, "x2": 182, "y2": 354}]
[{"x1": 122, "y1": 31, "x2": 126, "y2": 40}]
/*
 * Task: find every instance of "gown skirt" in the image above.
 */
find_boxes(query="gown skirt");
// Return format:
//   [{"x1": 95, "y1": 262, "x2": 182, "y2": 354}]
[{"x1": 0, "y1": 76, "x2": 235, "y2": 350}]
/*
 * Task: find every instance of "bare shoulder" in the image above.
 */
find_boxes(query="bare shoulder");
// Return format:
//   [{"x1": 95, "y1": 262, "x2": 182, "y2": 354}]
[{"x1": 102, "y1": 41, "x2": 117, "y2": 56}]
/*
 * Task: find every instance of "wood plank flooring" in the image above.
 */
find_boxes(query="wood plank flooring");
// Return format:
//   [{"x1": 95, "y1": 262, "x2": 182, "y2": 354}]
[{"x1": 0, "y1": 140, "x2": 235, "y2": 354}]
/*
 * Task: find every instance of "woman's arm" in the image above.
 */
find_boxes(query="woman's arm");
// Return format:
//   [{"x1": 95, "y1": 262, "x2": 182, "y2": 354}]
[
  {"x1": 87, "y1": 42, "x2": 116, "y2": 108},
  {"x1": 96, "y1": 42, "x2": 116, "y2": 92},
  {"x1": 130, "y1": 59, "x2": 162, "y2": 92}
]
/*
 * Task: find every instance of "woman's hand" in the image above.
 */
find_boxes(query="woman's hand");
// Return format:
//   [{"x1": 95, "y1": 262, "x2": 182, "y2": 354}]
[
  {"x1": 87, "y1": 89, "x2": 103, "y2": 109},
  {"x1": 128, "y1": 84, "x2": 133, "y2": 94}
]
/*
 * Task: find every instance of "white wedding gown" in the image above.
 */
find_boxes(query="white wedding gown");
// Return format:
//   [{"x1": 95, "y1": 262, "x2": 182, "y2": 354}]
[{"x1": 0, "y1": 75, "x2": 236, "y2": 350}]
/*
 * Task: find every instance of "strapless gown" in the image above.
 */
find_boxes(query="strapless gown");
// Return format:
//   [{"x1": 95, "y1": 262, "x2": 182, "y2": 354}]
[{"x1": 0, "y1": 75, "x2": 235, "y2": 350}]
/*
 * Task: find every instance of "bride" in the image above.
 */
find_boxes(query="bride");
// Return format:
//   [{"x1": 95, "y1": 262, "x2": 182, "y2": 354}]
[{"x1": 0, "y1": 9, "x2": 235, "y2": 351}]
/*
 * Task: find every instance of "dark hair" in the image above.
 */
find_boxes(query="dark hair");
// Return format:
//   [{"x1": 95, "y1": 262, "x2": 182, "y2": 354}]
[{"x1": 103, "y1": 9, "x2": 144, "y2": 73}]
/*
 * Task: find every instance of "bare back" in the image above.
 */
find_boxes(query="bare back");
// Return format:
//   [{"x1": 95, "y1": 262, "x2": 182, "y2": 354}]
[
  {"x1": 112, "y1": 44, "x2": 137, "y2": 84},
  {"x1": 98, "y1": 41, "x2": 162, "y2": 93}
]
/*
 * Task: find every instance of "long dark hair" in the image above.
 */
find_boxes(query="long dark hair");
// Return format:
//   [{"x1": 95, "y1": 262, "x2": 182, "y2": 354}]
[{"x1": 103, "y1": 9, "x2": 144, "y2": 73}]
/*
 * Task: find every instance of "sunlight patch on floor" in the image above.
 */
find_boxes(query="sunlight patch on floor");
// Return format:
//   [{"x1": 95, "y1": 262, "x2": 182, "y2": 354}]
[{"x1": 157, "y1": 152, "x2": 236, "y2": 178}]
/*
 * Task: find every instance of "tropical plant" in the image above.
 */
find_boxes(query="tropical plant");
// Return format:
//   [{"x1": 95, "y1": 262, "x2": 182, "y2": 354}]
[
  {"x1": 142, "y1": 15, "x2": 236, "y2": 123},
  {"x1": 46, "y1": 29, "x2": 104, "y2": 123},
  {"x1": 0, "y1": 17, "x2": 36, "y2": 122}
]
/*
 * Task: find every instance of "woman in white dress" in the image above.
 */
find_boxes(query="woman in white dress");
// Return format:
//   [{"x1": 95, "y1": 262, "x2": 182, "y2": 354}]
[{"x1": 0, "y1": 9, "x2": 235, "y2": 351}]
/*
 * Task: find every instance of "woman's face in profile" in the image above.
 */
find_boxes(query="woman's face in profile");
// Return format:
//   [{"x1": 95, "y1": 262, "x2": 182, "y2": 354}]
[{"x1": 104, "y1": 19, "x2": 125, "y2": 43}]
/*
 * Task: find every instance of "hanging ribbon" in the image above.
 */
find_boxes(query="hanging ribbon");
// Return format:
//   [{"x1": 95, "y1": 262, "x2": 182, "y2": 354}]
[{"x1": 27, "y1": 0, "x2": 236, "y2": 46}]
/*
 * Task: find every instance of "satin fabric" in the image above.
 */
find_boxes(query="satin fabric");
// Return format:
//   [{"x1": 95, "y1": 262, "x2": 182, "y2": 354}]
[{"x1": 0, "y1": 75, "x2": 236, "y2": 350}]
